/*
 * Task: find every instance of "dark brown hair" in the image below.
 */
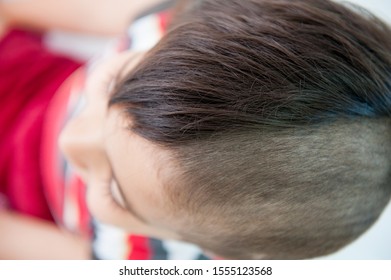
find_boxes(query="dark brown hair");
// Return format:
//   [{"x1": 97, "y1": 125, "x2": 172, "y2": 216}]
[{"x1": 110, "y1": 0, "x2": 391, "y2": 259}]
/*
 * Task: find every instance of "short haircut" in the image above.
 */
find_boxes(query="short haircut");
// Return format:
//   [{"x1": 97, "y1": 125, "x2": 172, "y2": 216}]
[{"x1": 110, "y1": 0, "x2": 391, "y2": 259}]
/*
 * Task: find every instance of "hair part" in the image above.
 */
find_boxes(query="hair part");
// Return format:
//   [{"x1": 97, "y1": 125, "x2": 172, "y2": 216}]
[{"x1": 111, "y1": 0, "x2": 391, "y2": 259}]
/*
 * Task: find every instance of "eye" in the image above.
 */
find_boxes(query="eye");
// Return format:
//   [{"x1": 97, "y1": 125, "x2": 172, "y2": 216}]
[{"x1": 109, "y1": 179, "x2": 127, "y2": 209}]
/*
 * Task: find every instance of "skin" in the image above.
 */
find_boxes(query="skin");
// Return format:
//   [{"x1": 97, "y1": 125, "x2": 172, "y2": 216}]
[
  {"x1": 0, "y1": 15, "x2": 5, "y2": 37},
  {"x1": 58, "y1": 52, "x2": 181, "y2": 240},
  {"x1": 0, "y1": 211, "x2": 90, "y2": 259}
]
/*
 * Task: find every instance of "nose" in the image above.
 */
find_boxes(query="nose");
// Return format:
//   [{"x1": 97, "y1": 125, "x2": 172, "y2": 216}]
[{"x1": 58, "y1": 108, "x2": 105, "y2": 181}]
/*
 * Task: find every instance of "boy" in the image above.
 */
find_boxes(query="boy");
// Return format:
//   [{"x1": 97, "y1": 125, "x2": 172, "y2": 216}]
[{"x1": 1, "y1": 0, "x2": 391, "y2": 259}]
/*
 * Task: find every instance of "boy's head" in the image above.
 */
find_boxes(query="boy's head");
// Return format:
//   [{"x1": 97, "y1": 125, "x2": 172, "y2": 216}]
[{"x1": 61, "y1": 0, "x2": 391, "y2": 259}]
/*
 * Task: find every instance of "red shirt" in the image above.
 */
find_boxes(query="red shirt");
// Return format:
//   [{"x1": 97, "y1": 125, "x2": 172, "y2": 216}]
[{"x1": 0, "y1": 29, "x2": 81, "y2": 222}]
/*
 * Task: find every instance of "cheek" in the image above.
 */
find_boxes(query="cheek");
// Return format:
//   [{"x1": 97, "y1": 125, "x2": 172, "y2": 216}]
[
  {"x1": 85, "y1": 177, "x2": 156, "y2": 237},
  {"x1": 110, "y1": 147, "x2": 174, "y2": 227},
  {"x1": 85, "y1": 178, "x2": 118, "y2": 225}
]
